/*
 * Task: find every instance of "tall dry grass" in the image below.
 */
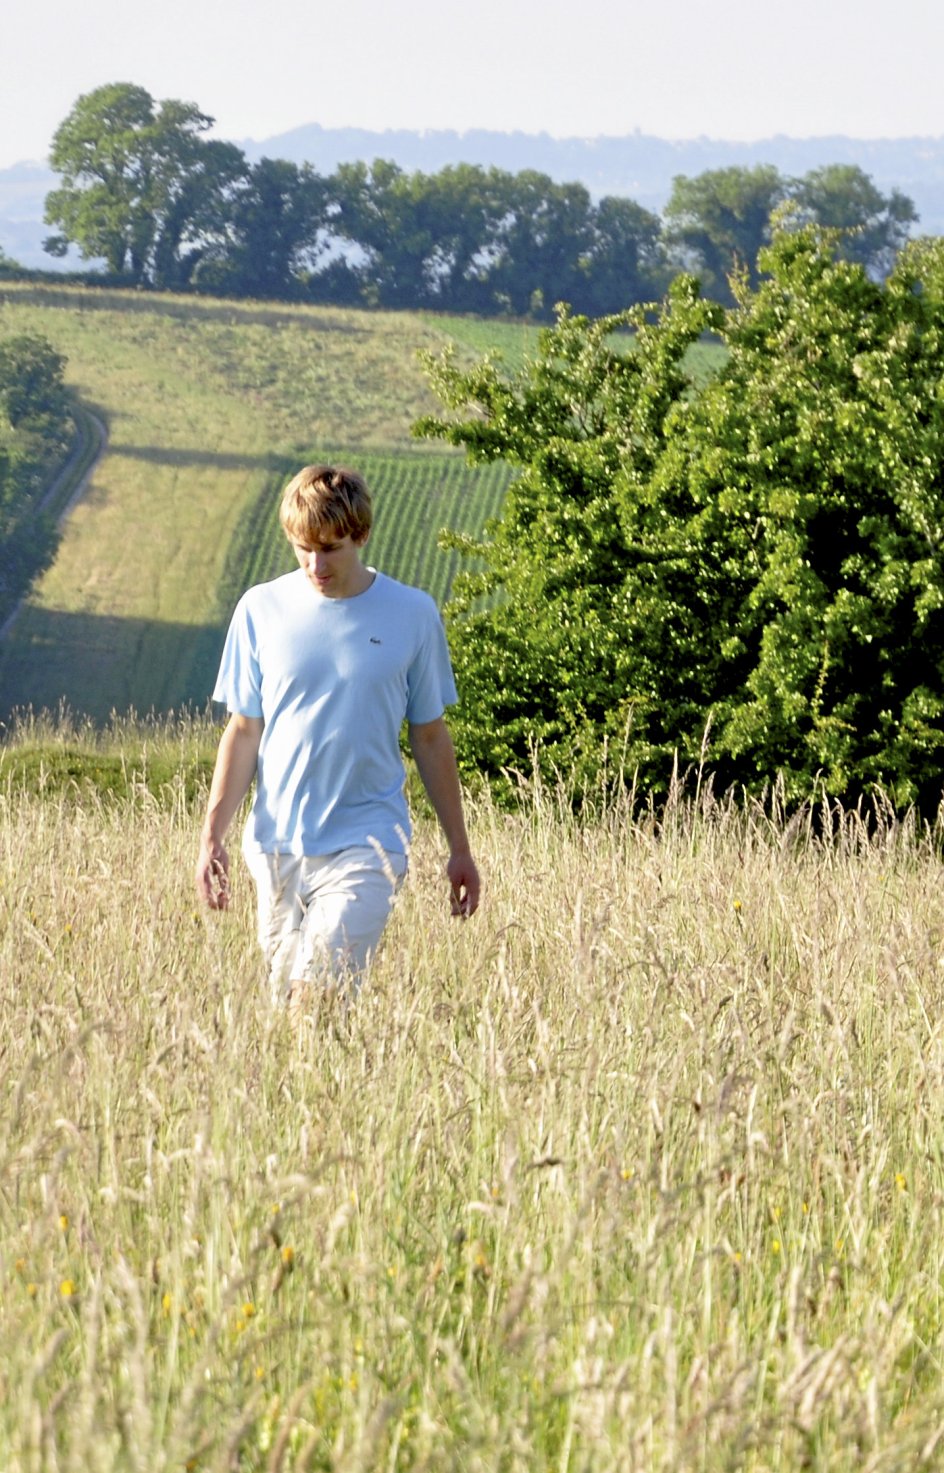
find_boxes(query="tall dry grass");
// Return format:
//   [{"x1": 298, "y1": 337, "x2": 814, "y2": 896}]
[{"x1": 2, "y1": 757, "x2": 944, "y2": 1470}]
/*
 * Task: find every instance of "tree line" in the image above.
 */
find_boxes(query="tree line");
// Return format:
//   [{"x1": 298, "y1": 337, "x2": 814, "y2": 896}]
[
  {"x1": 0, "y1": 335, "x2": 71, "y2": 623},
  {"x1": 38, "y1": 84, "x2": 917, "y2": 316}
]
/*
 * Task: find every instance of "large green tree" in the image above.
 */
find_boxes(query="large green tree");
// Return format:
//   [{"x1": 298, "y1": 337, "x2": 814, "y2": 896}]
[
  {"x1": 485, "y1": 171, "x2": 594, "y2": 317},
  {"x1": 665, "y1": 164, "x2": 917, "y2": 304},
  {"x1": 196, "y1": 158, "x2": 328, "y2": 299},
  {"x1": 578, "y1": 195, "x2": 667, "y2": 315},
  {"x1": 664, "y1": 164, "x2": 787, "y2": 303},
  {"x1": 44, "y1": 83, "x2": 246, "y2": 285},
  {"x1": 790, "y1": 163, "x2": 917, "y2": 277},
  {"x1": 417, "y1": 225, "x2": 944, "y2": 811}
]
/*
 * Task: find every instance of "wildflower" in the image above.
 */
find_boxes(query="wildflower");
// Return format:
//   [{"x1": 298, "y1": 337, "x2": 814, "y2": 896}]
[
  {"x1": 59, "y1": 1215, "x2": 69, "y2": 1233},
  {"x1": 254, "y1": 1365, "x2": 265, "y2": 1381},
  {"x1": 771, "y1": 1239, "x2": 781, "y2": 1256},
  {"x1": 835, "y1": 1237, "x2": 844, "y2": 1258},
  {"x1": 242, "y1": 1301, "x2": 256, "y2": 1319},
  {"x1": 771, "y1": 1205, "x2": 781, "y2": 1222},
  {"x1": 733, "y1": 898, "x2": 742, "y2": 912},
  {"x1": 27, "y1": 1282, "x2": 38, "y2": 1297},
  {"x1": 59, "y1": 1279, "x2": 76, "y2": 1299},
  {"x1": 620, "y1": 1167, "x2": 634, "y2": 1182},
  {"x1": 281, "y1": 1244, "x2": 295, "y2": 1268},
  {"x1": 895, "y1": 1173, "x2": 907, "y2": 1192},
  {"x1": 802, "y1": 1201, "x2": 810, "y2": 1214},
  {"x1": 162, "y1": 1292, "x2": 173, "y2": 1317},
  {"x1": 14, "y1": 1257, "x2": 26, "y2": 1275}
]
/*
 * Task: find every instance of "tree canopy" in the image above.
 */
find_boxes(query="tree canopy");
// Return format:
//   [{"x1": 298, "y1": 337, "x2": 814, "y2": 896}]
[
  {"x1": 417, "y1": 224, "x2": 944, "y2": 812},
  {"x1": 44, "y1": 83, "x2": 245, "y2": 286},
  {"x1": 664, "y1": 164, "x2": 918, "y2": 304}
]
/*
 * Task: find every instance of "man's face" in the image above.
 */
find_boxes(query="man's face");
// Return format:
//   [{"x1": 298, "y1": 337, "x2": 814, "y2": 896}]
[{"x1": 290, "y1": 529, "x2": 370, "y2": 599}]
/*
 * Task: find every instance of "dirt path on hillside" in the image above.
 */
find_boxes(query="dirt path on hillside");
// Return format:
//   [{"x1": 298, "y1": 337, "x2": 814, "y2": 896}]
[{"x1": 0, "y1": 409, "x2": 108, "y2": 643}]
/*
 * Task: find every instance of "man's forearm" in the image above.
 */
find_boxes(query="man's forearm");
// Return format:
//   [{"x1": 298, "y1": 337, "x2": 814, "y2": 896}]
[
  {"x1": 409, "y1": 717, "x2": 480, "y2": 917},
  {"x1": 201, "y1": 716, "x2": 263, "y2": 844},
  {"x1": 409, "y1": 720, "x2": 471, "y2": 854}
]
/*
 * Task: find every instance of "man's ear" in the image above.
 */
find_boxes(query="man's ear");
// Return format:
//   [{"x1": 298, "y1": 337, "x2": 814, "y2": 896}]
[{"x1": 356, "y1": 528, "x2": 371, "y2": 548}]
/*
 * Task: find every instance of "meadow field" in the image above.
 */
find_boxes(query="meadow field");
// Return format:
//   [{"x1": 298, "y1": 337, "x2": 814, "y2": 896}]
[
  {"x1": 0, "y1": 285, "x2": 526, "y2": 723},
  {"x1": 2, "y1": 717, "x2": 944, "y2": 1471}
]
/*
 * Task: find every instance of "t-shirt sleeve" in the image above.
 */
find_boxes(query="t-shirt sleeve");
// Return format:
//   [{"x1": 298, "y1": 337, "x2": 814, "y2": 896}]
[
  {"x1": 212, "y1": 594, "x2": 264, "y2": 718},
  {"x1": 404, "y1": 601, "x2": 458, "y2": 724}
]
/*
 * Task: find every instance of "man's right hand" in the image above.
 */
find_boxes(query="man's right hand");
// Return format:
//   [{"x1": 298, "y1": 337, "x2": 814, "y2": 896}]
[
  {"x1": 196, "y1": 837, "x2": 231, "y2": 910},
  {"x1": 194, "y1": 713, "x2": 263, "y2": 911}
]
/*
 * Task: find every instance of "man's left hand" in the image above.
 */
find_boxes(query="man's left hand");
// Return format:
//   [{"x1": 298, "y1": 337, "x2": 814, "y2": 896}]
[{"x1": 447, "y1": 852, "x2": 481, "y2": 917}]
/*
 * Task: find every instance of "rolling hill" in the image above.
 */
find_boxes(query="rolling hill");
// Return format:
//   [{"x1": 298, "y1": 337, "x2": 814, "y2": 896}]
[{"x1": 0, "y1": 285, "x2": 526, "y2": 722}]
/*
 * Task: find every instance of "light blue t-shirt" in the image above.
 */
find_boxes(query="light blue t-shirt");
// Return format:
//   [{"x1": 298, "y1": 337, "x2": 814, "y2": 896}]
[{"x1": 213, "y1": 569, "x2": 457, "y2": 856}]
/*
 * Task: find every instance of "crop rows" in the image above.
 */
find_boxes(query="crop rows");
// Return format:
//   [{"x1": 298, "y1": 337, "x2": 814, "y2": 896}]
[{"x1": 223, "y1": 449, "x2": 514, "y2": 612}]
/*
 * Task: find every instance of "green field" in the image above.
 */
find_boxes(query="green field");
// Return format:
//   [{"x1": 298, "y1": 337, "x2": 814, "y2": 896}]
[
  {"x1": 223, "y1": 449, "x2": 512, "y2": 614},
  {"x1": 0, "y1": 285, "x2": 516, "y2": 723}
]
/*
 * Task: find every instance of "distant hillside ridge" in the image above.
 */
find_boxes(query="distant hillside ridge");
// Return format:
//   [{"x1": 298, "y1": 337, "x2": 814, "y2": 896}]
[
  {"x1": 244, "y1": 125, "x2": 944, "y2": 227},
  {"x1": 5, "y1": 127, "x2": 944, "y2": 270}
]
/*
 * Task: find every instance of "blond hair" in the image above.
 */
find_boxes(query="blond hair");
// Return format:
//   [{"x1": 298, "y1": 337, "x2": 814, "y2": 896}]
[{"x1": 279, "y1": 464, "x2": 372, "y2": 544}]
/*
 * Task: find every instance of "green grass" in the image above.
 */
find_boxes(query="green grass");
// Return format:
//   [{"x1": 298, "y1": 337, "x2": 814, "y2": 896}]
[
  {"x1": 423, "y1": 313, "x2": 544, "y2": 373},
  {"x1": 0, "y1": 707, "x2": 218, "y2": 803},
  {"x1": 2, "y1": 723, "x2": 944, "y2": 1469}
]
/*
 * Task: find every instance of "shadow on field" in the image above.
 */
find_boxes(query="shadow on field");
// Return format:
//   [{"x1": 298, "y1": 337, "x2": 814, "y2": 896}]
[
  {"x1": 0, "y1": 607, "x2": 228, "y2": 727},
  {"x1": 113, "y1": 443, "x2": 281, "y2": 472}
]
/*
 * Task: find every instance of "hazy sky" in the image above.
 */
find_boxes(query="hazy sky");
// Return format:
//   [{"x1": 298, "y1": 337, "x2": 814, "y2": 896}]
[{"x1": 3, "y1": 0, "x2": 943, "y2": 171}]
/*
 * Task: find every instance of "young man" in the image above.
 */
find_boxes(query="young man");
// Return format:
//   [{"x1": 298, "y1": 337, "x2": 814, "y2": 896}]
[{"x1": 195, "y1": 464, "x2": 480, "y2": 1003}]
